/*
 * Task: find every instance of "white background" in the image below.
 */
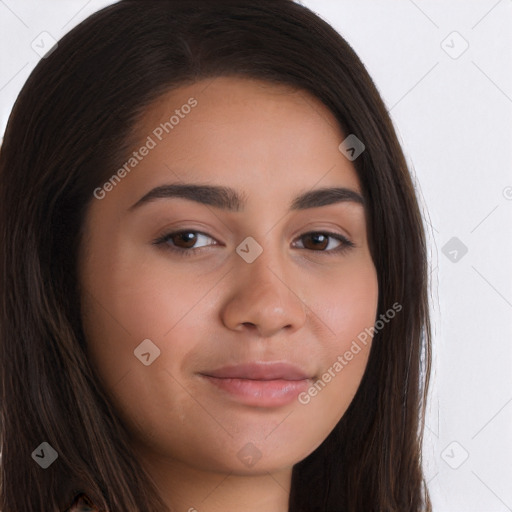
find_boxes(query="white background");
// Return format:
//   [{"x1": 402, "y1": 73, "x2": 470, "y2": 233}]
[{"x1": 1, "y1": 1, "x2": 511, "y2": 510}]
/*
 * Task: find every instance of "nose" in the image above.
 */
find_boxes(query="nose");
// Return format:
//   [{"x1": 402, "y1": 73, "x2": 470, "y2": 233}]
[{"x1": 220, "y1": 245, "x2": 307, "y2": 338}]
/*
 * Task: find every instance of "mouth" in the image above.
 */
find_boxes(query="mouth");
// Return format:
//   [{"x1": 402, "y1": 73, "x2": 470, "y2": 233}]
[{"x1": 199, "y1": 362, "x2": 314, "y2": 408}]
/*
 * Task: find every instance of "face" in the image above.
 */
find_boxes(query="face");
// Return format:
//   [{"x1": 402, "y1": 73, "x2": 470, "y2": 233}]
[{"x1": 78, "y1": 76, "x2": 378, "y2": 477}]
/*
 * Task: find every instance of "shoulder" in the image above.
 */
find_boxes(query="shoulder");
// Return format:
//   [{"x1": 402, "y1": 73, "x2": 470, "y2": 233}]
[{"x1": 65, "y1": 494, "x2": 99, "y2": 512}]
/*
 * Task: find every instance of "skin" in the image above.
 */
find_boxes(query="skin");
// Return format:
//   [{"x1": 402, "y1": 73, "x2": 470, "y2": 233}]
[{"x1": 78, "y1": 76, "x2": 379, "y2": 512}]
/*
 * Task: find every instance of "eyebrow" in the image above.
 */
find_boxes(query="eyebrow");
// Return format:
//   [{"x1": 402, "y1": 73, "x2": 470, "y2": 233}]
[{"x1": 128, "y1": 183, "x2": 365, "y2": 212}]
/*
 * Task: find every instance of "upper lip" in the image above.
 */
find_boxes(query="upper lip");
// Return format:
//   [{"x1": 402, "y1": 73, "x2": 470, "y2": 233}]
[{"x1": 201, "y1": 362, "x2": 311, "y2": 381}]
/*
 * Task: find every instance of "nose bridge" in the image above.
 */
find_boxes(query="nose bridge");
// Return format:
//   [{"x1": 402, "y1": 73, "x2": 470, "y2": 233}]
[
  {"x1": 236, "y1": 232, "x2": 291, "y2": 292},
  {"x1": 237, "y1": 238, "x2": 284, "y2": 300}
]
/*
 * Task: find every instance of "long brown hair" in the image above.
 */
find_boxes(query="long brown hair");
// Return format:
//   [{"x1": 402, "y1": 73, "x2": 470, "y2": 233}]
[{"x1": 0, "y1": 1, "x2": 432, "y2": 510}]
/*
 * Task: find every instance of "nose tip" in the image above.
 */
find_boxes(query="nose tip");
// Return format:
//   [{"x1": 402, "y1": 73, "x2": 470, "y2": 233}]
[{"x1": 220, "y1": 256, "x2": 307, "y2": 337}]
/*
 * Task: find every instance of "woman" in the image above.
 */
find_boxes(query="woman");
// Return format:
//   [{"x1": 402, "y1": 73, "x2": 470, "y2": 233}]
[{"x1": 0, "y1": 1, "x2": 432, "y2": 510}]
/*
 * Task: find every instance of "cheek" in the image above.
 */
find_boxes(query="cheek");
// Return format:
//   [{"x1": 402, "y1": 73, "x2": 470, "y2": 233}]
[
  {"x1": 309, "y1": 253, "x2": 379, "y2": 367},
  {"x1": 298, "y1": 260, "x2": 378, "y2": 419},
  {"x1": 79, "y1": 261, "x2": 212, "y2": 452},
  {"x1": 80, "y1": 248, "x2": 207, "y2": 383},
  {"x1": 320, "y1": 253, "x2": 378, "y2": 325}
]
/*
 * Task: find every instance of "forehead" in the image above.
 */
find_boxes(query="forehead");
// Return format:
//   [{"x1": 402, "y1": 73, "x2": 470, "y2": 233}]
[{"x1": 115, "y1": 76, "x2": 363, "y2": 208}]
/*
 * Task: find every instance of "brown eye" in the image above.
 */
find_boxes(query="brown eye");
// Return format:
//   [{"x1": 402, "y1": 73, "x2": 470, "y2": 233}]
[
  {"x1": 295, "y1": 231, "x2": 354, "y2": 254},
  {"x1": 153, "y1": 230, "x2": 218, "y2": 257},
  {"x1": 170, "y1": 231, "x2": 199, "y2": 249},
  {"x1": 301, "y1": 233, "x2": 330, "y2": 251}
]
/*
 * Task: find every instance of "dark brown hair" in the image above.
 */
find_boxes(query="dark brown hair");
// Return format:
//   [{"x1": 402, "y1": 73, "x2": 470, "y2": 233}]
[{"x1": 0, "y1": 1, "x2": 432, "y2": 510}]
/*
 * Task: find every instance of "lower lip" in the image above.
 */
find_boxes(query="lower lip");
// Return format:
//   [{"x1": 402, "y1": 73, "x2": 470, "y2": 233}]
[{"x1": 201, "y1": 376, "x2": 311, "y2": 407}]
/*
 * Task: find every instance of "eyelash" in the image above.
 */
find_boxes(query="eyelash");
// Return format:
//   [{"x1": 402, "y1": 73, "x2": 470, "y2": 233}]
[{"x1": 152, "y1": 229, "x2": 355, "y2": 258}]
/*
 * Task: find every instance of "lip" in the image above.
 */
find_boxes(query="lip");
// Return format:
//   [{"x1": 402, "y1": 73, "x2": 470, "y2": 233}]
[
  {"x1": 199, "y1": 362, "x2": 314, "y2": 407},
  {"x1": 203, "y1": 362, "x2": 311, "y2": 380}
]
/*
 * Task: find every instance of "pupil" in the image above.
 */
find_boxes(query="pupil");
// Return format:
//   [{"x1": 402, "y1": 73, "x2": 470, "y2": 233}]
[
  {"x1": 309, "y1": 233, "x2": 327, "y2": 250},
  {"x1": 178, "y1": 232, "x2": 196, "y2": 247}
]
